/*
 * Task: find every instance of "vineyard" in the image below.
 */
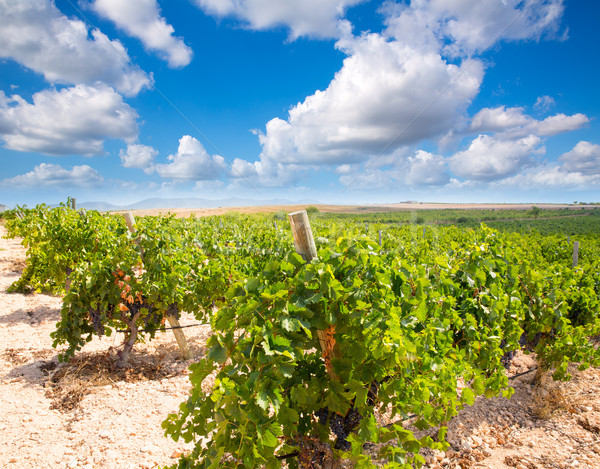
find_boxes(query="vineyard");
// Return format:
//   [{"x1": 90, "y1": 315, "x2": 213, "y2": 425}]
[{"x1": 1, "y1": 201, "x2": 600, "y2": 468}]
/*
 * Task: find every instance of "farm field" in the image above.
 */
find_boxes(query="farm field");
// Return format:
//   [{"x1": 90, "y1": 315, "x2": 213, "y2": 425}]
[{"x1": 1, "y1": 205, "x2": 600, "y2": 468}]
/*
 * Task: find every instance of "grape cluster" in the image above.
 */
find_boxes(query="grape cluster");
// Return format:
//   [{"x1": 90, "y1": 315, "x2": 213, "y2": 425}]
[
  {"x1": 292, "y1": 435, "x2": 326, "y2": 468},
  {"x1": 519, "y1": 331, "x2": 542, "y2": 350},
  {"x1": 500, "y1": 349, "x2": 516, "y2": 368},
  {"x1": 314, "y1": 406, "x2": 363, "y2": 451},
  {"x1": 88, "y1": 307, "x2": 104, "y2": 335},
  {"x1": 367, "y1": 380, "x2": 380, "y2": 406}
]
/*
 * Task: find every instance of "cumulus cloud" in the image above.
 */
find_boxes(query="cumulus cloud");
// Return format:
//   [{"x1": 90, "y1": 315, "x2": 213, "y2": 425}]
[
  {"x1": 405, "y1": 150, "x2": 450, "y2": 186},
  {"x1": 337, "y1": 149, "x2": 450, "y2": 190},
  {"x1": 494, "y1": 165, "x2": 600, "y2": 188},
  {"x1": 92, "y1": 0, "x2": 192, "y2": 68},
  {"x1": 229, "y1": 155, "x2": 305, "y2": 187},
  {"x1": 194, "y1": 0, "x2": 364, "y2": 39},
  {"x1": 257, "y1": 32, "x2": 483, "y2": 167},
  {"x1": 119, "y1": 144, "x2": 158, "y2": 172},
  {"x1": 469, "y1": 106, "x2": 531, "y2": 133},
  {"x1": 0, "y1": 85, "x2": 138, "y2": 156},
  {"x1": 488, "y1": 140, "x2": 600, "y2": 189},
  {"x1": 449, "y1": 134, "x2": 543, "y2": 181},
  {"x1": 0, "y1": 0, "x2": 151, "y2": 96},
  {"x1": 469, "y1": 106, "x2": 588, "y2": 137},
  {"x1": 384, "y1": 0, "x2": 566, "y2": 57},
  {"x1": 154, "y1": 135, "x2": 227, "y2": 180},
  {"x1": 1, "y1": 163, "x2": 103, "y2": 187},
  {"x1": 559, "y1": 141, "x2": 600, "y2": 175},
  {"x1": 533, "y1": 113, "x2": 589, "y2": 136}
]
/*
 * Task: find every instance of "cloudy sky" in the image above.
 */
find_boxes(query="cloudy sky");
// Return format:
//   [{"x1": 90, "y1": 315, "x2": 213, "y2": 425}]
[{"x1": 0, "y1": 0, "x2": 598, "y2": 207}]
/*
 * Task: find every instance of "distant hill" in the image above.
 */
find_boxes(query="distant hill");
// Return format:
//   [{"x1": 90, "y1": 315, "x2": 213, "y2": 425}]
[{"x1": 0, "y1": 204, "x2": 8, "y2": 212}]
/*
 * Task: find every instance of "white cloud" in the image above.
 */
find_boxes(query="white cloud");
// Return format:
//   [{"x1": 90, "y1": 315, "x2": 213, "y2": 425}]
[
  {"x1": 239, "y1": 0, "x2": 569, "y2": 189},
  {"x1": 469, "y1": 106, "x2": 531, "y2": 133},
  {"x1": 559, "y1": 141, "x2": 600, "y2": 175},
  {"x1": 92, "y1": 0, "x2": 192, "y2": 68},
  {"x1": 0, "y1": 0, "x2": 151, "y2": 96},
  {"x1": 534, "y1": 95, "x2": 556, "y2": 112},
  {"x1": 119, "y1": 144, "x2": 158, "y2": 172},
  {"x1": 469, "y1": 106, "x2": 588, "y2": 137},
  {"x1": 384, "y1": 0, "x2": 566, "y2": 57},
  {"x1": 495, "y1": 165, "x2": 600, "y2": 188},
  {"x1": 194, "y1": 0, "x2": 364, "y2": 39},
  {"x1": 154, "y1": 135, "x2": 227, "y2": 180},
  {"x1": 229, "y1": 156, "x2": 305, "y2": 187},
  {"x1": 405, "y1": 150, "x2": 450, "y2": 186},
  {"x1": 257, "y1": 32, "x2": 483, "y2": 167},
  {"x1": 534, "y1": 113, "x2": 589, "y2": 136},
  {"x1": 449, "y1": 134, "x2": 543, "y2": 181},
  {"x1": 1, "y1": 163, "x2": 103, "y2": 187},
  {"x1": 0, "y1": 84, "x2": 138, "y2": 156},
  {"x1": 338, "y1": 149, "x2": 450, "y2": 190}
]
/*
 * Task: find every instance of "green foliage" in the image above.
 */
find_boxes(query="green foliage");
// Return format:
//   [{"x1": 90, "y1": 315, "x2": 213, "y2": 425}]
[
  {"x1": 306, "y1": 206, "x2": 320, "y2": 214},
  {"x1": 5, "y1": 204, "x2": 600, "y2": 466},
  {"x1": 163, "y1": 222, "x2": 600, "y2": 467},
  {"x1": 530, "y1": 206, "x2": 541, "y2": 218}
]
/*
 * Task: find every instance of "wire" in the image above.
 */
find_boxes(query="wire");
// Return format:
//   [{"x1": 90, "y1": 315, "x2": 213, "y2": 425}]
[
  {"x1": 115, "y1": 321, "x2": 210, "y2": 334},
  {"x1": 277, "y1": 365, "x2": 539, "y2": 460}
]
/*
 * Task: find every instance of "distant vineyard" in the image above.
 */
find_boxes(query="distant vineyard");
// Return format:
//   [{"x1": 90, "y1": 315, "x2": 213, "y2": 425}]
[{"x1": 3, "y1": 201, "x2": 600, "y2": 468}]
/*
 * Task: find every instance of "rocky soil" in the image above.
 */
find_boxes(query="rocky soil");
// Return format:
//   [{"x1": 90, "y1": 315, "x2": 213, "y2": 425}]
[{"x1": 2, "y1": 223, "x2": 600, "y2": 468}]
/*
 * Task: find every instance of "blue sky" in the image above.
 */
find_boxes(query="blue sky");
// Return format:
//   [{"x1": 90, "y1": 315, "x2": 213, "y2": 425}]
[{"x1": 0, "y1": 0, "x2": 599, "y2": 208}]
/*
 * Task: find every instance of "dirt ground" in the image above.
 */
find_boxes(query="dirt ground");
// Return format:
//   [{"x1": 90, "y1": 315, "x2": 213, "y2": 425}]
[{"x1": 2, "y1": 221, "x2": 600, "y2": 468}]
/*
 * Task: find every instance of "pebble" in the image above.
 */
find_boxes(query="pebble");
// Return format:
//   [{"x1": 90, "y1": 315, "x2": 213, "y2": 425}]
[
  {"x1": 141, "y1": 444, "x2": 160, "y2": 454},
  {"x1": 460, "y1": 440, "x2": 472, "y2": 452}
]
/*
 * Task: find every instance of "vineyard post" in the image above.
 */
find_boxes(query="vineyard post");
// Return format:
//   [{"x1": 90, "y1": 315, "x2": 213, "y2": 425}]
[
  {"x1": 71, "y1": 198, "x2": 76, "y2": 210},
  {"x1": 288, "y1": 210, "x2": 339, "y2": 381},
  {"x1": 122, "y1": 212, "x2": 193, "y2": 360},
  {"x1": 378, "y1": 230, "x2": 382, "y2": 246},
  {"x1": 573, "y1": 241, "x2": 579, "y2": 268}
]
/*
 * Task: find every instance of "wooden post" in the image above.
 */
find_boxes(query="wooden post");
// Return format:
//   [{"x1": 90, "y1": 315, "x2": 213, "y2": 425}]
[
  {"x1": 288, "y1": 211, "x2": 337, "y2": 380},
  {"x1": 289, "y1": 211, "x2": 317, "y2": 261},
  {"x1": 124, "y1": 212, "x2": 136, "y2": 232},
  {"x1": 274, "y1": 220, "x2": 277, "y2": 230},
  {"x1": 573, "y1": 241, "x2": 579, "y2": 268},
  {"x1": 71, "y1": 198, "x2": 76, "y2": 210},
  {"x1": 378, "y1": 230, "x2": 382, "y2": 246},
  {"x1": 122, "y1": 212, "x2": 192, "y2": 360}
]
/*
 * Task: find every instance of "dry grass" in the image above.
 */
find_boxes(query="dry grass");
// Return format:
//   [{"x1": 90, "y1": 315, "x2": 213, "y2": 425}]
[{"x1": 44, "y1": 349, "x2": 181, "y2": 412}]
